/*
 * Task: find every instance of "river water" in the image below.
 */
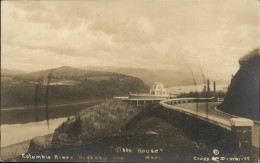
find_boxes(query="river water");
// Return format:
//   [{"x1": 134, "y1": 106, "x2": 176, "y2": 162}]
[
  {"x1": 1, "y1": 118, "x2": 67, "y2": 147},
  {"x1": 1, "y1": 100, "x2": 104, "y2": 147},
  {"x1": 167, "y1": 84, "x2": 228, "y2": 94}
]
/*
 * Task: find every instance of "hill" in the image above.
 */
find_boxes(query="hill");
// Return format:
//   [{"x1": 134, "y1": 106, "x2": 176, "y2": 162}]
[
  {"x1": 1, "y1": 69, "x2": 27, "y2": 84},
  {"x1": 82, "y1": 66, "x2": 228, "y2": 87},
  {"x1": 13, "y1": 66, "x2": 129, "y2": 82},
  {"x1": 1, "y1": 66, "x2": 149, "y2": 107},
  {"x1": 2, "y1": 68, "x2": 26, "y2": 77},
  {"x1": 218, "y1": 48, "x2": 259, "y2": 121}
]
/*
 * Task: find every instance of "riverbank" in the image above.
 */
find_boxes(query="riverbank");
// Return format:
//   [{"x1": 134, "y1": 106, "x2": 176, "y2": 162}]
[
  {"x1": 1, "y1": 140, "x2": 30, "y2": 161},
  {"x1": 1, "y1": 134, "x2": 55, "y2": 161},
  {"x1": 1, "y1": 99, "x2": 105, "y2": 149},
  {"x1": 1, "y1": 118, "x2": 66, "y2": 147},
  {"x1": 1, "y1": 99, "x2": 105, "y2": 124}
]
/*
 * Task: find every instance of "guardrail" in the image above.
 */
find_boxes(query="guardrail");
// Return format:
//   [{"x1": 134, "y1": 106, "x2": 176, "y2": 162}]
[
  {"x1": 159, "y1": 98, "x2": 231, "y2": 130},
  {"x1": 160, "y1": 98, "x2": 259, "y2": 149},
  {"x1": 214, "y1": 107, "x2": 260, "y2": 125},
  {"x1": 160, "y1": 98, "x2": 258, "y2": 130},
  {"x1": 162, "y1": 97, "x2": 215, "y2": 105}
]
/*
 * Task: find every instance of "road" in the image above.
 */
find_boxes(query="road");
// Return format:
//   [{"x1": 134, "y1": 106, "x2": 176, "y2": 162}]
[
  {"x1": 162, "y1": 101, "x2": 259, "y2": 149},
  {"x1": 175, "y1": 102, "x2": 231, "y2": 124},
  {"x1": 160, "y1": 101, "x2": 231, "y2": 129}
]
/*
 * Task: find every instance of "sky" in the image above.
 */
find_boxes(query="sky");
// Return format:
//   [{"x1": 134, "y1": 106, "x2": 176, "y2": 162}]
[{"x1": 1, "y1": 0, "x2": 259, "y2": 80}]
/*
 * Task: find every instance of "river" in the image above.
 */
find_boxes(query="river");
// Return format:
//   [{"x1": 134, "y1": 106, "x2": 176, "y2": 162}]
[
  {"x1": 167, "y1": 83, "x2": 228, "y2": 94},
  {"x1": 1, "y1": 118, "x2": 67, "y2": 147},
  {"x1": 1, "y1": 99, "x2": 104, "y2": 147}
]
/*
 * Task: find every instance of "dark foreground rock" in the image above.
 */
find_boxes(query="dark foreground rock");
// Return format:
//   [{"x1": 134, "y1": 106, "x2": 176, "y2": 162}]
[
  {"x1": 28, "y1": 134, "x2": 53, "y2": 152},
  {"x1": 218, "y1": 48, "x2": 259, "y2": 120}
]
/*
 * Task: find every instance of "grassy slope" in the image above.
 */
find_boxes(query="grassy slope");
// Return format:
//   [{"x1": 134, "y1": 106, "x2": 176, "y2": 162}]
[{"x1": 51, "y1": 100, "x2": 142, "y2": 147}]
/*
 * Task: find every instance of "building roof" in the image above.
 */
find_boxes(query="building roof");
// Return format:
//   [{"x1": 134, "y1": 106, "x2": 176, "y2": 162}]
[{"x1": 153, "y1": 82, "x2": 163, "y2": 85}]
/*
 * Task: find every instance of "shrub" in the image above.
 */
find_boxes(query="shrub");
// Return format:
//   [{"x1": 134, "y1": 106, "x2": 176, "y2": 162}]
[{"x1": 54, "y1": 100, "x2": 141, "y2": 141}]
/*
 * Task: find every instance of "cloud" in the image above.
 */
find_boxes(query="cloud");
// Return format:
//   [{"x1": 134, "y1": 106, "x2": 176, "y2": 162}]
[
  {"x1": 2, "y1": 0, "x2": 259, "y2": 80},
  {"x1": 11, "y1": 1, "x2": 93, "y2": 29}
]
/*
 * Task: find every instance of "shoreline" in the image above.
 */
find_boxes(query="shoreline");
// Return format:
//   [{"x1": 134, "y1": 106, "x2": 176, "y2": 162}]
[
  {"x1": 1, "y1": 99, "x2": 105, "y2": 125},
  {"x1": 1, "y1": 117, "x2": 67, "y2": 147},
  {"x1": 1, "y1": 134, "x2": 53, "y2": 161},
  {"x1": 1, "y1": 99, "x2": 105, "y2": 111}
]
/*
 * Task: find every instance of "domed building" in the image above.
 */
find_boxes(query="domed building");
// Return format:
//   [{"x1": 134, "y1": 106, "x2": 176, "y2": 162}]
[
  {"x1": 150, "y1": 82, "x2": 168, "y2": 95},
  {"x1": 126, "y1": 82, "x2": 172, "y2": 99},
  {"x1": 114, "y1": 81, "x2": 175, "y2": 105}
]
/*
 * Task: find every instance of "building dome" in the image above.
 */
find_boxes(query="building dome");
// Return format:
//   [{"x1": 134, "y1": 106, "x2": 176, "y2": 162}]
[{"x1": 150, "y1": 82, "x2": 167, "y2": 95}]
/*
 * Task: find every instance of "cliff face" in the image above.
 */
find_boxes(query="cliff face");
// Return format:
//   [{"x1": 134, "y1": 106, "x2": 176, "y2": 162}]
[{"x1": 218, "y1": 48, "x2": 259, "y2": 121}]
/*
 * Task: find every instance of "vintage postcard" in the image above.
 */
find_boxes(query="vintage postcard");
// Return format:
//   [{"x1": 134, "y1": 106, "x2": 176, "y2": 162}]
[{"x1": 1, "y1": 0, "x2": 259, "y2": 162}]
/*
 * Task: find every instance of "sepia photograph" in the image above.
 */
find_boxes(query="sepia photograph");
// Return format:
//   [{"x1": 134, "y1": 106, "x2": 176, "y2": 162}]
[{"x1": 1, "y1": 0, "x2": 259, "y2": 162}]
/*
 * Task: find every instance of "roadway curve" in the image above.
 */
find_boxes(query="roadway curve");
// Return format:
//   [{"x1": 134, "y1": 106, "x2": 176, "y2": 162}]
[{"x1": 159, "y1": 98, "x2": 259, "y2": 148}]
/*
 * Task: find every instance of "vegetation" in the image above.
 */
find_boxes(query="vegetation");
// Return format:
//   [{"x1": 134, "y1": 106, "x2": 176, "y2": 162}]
[
  {"x1": 52, "y1": 100, "x2": 142, "y2": 146},
  {"x1": 59, "y1": 115, "x2": 82, "y2": 137},
  {"x1": 1, "y1": 69, "x2": 26, "y2": 77},
  {"x1": 1, "y1": 66, "x2": 149, "y2": 108}
]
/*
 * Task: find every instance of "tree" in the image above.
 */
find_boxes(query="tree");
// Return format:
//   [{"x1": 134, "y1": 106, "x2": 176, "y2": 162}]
[
  {"x1": 213, "y1": 81, "x2": 216, "y2": 93},
  {"x1": 72, "y1": 115, "x2": 82, "y2": 137},
  {"x1": 207, "y1": 79, "x2": 210, "y2": 93},
  {"x1": 202, "y1": 84, "x2": 207, "y2": 92}
]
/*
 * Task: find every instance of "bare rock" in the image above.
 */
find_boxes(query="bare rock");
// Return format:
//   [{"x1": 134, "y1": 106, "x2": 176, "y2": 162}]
[
  {"x1": 146, "y1": 131, "x2": 159, "y2": 135},
  {"x1": 28, "y1": 134, "x2": 53, "y2": 152}
]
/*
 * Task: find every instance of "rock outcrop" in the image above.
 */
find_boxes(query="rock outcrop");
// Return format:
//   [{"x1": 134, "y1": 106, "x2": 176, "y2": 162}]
[
  {"x1": 218, "y1": 48, "x2": 259, "y2": 120},
  {"x1": 51, "y1": 100, "x2": 142, "y2": 148},
  {"x1": 28, "y1": 134, "x2": 53, "y2": 152}
]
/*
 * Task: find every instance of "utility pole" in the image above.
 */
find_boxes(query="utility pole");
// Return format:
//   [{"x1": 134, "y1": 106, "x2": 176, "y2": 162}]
[
  {"x1": 213, "y1": 81, "x2": 216, "y2": 93},
  {"x1": 206, "y1": 79, "x2": 210, "y2": 119}
]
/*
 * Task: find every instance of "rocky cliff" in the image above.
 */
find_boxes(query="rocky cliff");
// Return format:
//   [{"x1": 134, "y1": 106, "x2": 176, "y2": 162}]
[{"x1": 218, "y1": 48, "x2": 259, "y2": 121}]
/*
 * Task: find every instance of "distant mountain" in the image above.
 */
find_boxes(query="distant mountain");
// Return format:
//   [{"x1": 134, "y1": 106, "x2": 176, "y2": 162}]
[
  {"x1": 1, "y1": 66, "x2": 149, "y2": 107},
  {"x1": 2, "y1": 68, "x2": 26, "y2": 77},
  {"x1": 14, "y1": 66, "x2": 141, "y2": 82},
  {"x1": 82, "y1": 66, "x2": 228, "y2": 87},
  {"x1": 218, "y1": 48, "x2": 259, "y2": 121}
]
